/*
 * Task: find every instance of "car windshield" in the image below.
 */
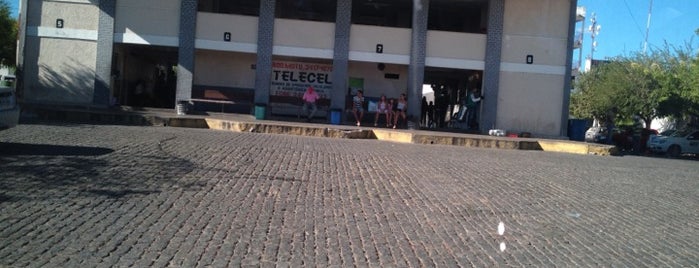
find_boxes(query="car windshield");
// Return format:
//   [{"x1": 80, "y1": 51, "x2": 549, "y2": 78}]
[{"x1": 670, "y1": 129, "x2": 693, "y2": 137}]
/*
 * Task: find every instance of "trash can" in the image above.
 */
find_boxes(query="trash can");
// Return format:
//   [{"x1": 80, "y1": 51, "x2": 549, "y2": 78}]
[
  {"x1": 254, "y1": 103, "x2": 266, "y2": 120},
  {"x1": 568, "y1": 119, "x2": 588, "y2": 141},
  {"x1": 330, "y1": 109, "x2": 341, "y2": 125}
]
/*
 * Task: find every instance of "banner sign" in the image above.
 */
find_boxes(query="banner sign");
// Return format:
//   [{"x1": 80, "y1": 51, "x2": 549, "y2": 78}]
[{"x1": 271, "y1": 61, "x2": 333, "y2": 99}]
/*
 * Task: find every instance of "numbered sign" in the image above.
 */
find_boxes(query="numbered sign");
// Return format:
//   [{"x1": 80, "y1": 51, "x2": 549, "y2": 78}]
[
  {"x1": 376, "y1": 44, "x2": 383, "y2": 54},
  {"x1": 224, "y1": 32, "x2": 231, "y2": 42},
  {"x1": 56, "y1": 19, "x2": 64, "y2": 29}
]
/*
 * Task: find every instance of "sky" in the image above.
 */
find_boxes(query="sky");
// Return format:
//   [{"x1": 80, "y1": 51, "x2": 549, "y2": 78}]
[
  {"x1": 577, "y1": 0, "x2": 699, "y2": 64},
  {"x1": 5, "y1": 0, "x2": 698, "y2": 63}
]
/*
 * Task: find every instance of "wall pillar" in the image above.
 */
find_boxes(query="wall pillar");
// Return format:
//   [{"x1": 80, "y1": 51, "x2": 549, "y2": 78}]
[
  {"x1": 175, "y1": 0, "x2": 197, "y2": 104},
  {"x1": 480, "y1": 0, "x2": 505, "y2": 133},
  {"x1": 254, "y1": 0, "x2": 276, "y2": 106},
  {"x1": 93, "y1": 0, "x2": 116, "y2": 106},
  {"x1": 407, "y1": 0, "x2": 429, "y2": 129},
  {"x1": 331, "y1": 0, "x2": 351, "y2": 117},
  {"x1": 561, "y1": 0, "x2": 579, "y2": 137}
]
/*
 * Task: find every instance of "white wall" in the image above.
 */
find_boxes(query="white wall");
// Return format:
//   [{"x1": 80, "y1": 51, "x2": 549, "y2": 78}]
[
  {"x1": 27, "y1": 0, "x2": 99, "y2": 30},
  {"x1": 115, "y1": 0, "x2": 181, "y2": 46},
  {"x1": 196, "y1": 12, "x2": 258, "y2": 53},
  {"x1": 426, "y1": 31, "x2": 486, "y2": 70},
  {"x1": 348, "y1": 62, "x2": 408, "y2": 99},
  {"x1": 23, "y1": 37, "x2": 97, "y2": 104},
  {"x1": 273, "y1": 19, "x2": 334, "y2": 59},
  {"x1": 496, "y1": 0, "x2": 572, "y2": 136},
  {"x1": 193, "y1": 50, "x2": 256, "y2": 89},
  {"x1": 350, "y1": 25, "x2": 411, "y2": 64}
]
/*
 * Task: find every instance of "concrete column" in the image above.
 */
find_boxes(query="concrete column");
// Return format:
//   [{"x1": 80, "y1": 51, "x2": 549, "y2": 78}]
[
  {"x1": 254, "y1": 0, "x2": 276, "y2": 105},
  {"x1": 176, "y1": 0, "x2": 197, "y2": 103},
  {"x1": 331, "y1": 0, "x2": 351, "y2": 115},
  {"x1": 16, "y1": 0, "x2": 29, "y2": 99},
  {"x1": 561, "y1": 0, "x2": 579, "y2": 137},
  {"x1": 407, "y1": 0, "x2": 429, "y2": 129},
  {"x1": 93, "y1": 0, "x2": 116, "y2": 106},
  {"x1": 480, "y1": 0, "x2": 505, "y2": 133}
]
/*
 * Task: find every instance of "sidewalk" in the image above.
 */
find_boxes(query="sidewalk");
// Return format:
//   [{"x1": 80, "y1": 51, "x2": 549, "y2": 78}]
[{"x1": 19, "y1": 103, "x2": 617, "y2": 156}]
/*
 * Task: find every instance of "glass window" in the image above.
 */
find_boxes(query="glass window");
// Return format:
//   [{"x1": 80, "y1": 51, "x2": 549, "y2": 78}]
[
  {"x1": 198, "y1": 0, "x2": 261, "y2": 16},
  {"x1": 352, "y1": 0, "x2": 412, "y2": 28},
  {"x1": 428, "y1": 0, "x2": 488, "y2": 33},
  {"x1": 275, "y1": 0, "x2": 337, "y2": 22}
]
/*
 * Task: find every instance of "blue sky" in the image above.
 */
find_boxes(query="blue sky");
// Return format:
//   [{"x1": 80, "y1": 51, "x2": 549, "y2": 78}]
[
  {"x1": 6, "y1": 0, "x2": 698, "y2": 61},
  {"x1": 578, "y1": 0, "x2": 699, "y2": 61}
]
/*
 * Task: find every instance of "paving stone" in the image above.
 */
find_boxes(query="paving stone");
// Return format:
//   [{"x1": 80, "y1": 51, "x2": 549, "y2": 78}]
[{"x1": 0, "y1": 124, "x2": 697, "y2": 266}]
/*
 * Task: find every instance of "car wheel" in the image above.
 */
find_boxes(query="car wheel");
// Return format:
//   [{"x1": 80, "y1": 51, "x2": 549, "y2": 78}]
[{"x1": 667, "y1": 145, "x2": 681, "y2": 158}]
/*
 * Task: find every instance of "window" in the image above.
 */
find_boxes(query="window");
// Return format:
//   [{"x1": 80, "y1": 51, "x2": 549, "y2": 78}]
[
  {"x1": 352, "y1": 0, "x2": 412, "y2": 28},
  {"x1": 275, "y1": 0, "x2": 336, "y2": 22},
  {"x1": 428, "y1": 0, "x2": 488, "y2": 33},
  {"x1": 198, "y1": 0, "x2": 260, "y2": 16}
]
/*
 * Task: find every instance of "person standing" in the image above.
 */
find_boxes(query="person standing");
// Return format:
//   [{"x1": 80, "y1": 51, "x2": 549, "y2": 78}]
[
  {"x1": 302, "y1": 86, "x2": 320, "y2": 122},
  {"x1": 632, "y1": 115, "x2": 644, "y2": 155},
  {"x1": 421, "y1": 96, "x2": 428, "y2": 127},
  {"x1": 465, "y1": 88, "x2": 482, "y2": 130},
  {"x1": 427, "y1": 101, "x2": 435, "y2": 128},
  {"x1": 605, "y1": 107, "x2": 617, "y2": 145},
  {"x1": 352, "y1": 90, "x2": 364, "y2": 126}
]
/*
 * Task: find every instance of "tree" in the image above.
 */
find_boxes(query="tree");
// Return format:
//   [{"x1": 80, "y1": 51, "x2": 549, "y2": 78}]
[
  {"x1": 572, "y1": 39, "x2": 699, "y2": 129},
  {"x1": 0, "y1": 0, "x2": 17, "y2": 67}
]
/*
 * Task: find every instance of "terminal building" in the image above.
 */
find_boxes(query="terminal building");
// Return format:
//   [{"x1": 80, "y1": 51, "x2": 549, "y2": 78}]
[{"x1": 17, "y1": 0, "x2": 578, "y2": 137}]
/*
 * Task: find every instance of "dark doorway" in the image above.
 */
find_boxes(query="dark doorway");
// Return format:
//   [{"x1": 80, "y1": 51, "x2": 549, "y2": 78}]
[
  {"x1": 113, "y1": 44, "x2": 178, "y2": 108},
  {"x1": 423, "y1": 67, "x2": 482, "y2": 131}
]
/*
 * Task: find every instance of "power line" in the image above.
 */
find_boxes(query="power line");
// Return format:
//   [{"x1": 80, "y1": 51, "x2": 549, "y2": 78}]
[{"x1": 622, "y1": 0, "x2": 646, "y2": 39}]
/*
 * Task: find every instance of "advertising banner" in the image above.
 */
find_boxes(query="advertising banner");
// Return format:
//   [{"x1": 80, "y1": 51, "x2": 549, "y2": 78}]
[{"x1": 271, "y1": 61, "x2": 333, "y2": 99}]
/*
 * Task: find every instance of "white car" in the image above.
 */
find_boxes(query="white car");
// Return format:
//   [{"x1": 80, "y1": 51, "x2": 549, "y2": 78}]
[
  {"x1": 647, "y1": 129, "x2": 699, "y2": 157},
  {"x1": 0, "y1": 86, "x2": 20, "y2": 130}
]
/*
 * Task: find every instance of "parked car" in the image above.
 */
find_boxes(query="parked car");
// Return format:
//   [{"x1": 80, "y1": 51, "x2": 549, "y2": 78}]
[
  {"x1": 584, "y1": 126, "x2": 607, "y2": 143},
  {"x1": 647, "y1": 129, "x2": 699, "y2": 157},
  {"x1": 646, "y1": 129, "x2": 676, "y2": 148},
  {"x1": 0, "y1": 85, "x2": 20, "y2": 130}
]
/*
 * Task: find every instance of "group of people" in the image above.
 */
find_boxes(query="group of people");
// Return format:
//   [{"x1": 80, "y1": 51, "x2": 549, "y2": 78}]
[{"x1": 352, "y1": 90, "x2": 408, "y2": 128}]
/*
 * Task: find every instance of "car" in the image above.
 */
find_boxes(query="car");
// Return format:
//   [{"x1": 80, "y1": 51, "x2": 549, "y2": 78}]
[
  {"x1": 647, "y1": 129, "x2": 699, "y2": 157},
  {"x1": 0, "y1": 85, "x2": 20, "y2": 130},
  {"x1": 584, "y1": 126, "x2": 607, "y2": 143},
  {"x1": 646, "y1": 129, "x2": 676, "y2": 148}
]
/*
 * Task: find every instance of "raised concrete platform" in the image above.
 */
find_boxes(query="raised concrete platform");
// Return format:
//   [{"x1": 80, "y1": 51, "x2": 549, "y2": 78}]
[{"x1": 19, "y1": 104, "x2": 617, "y2": 156}]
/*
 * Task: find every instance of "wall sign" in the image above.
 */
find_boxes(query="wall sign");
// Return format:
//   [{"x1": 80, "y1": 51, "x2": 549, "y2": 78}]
[
  {"x1": 270, "y1": 61, "x2": 333, "y2": 99},
  {"x1": 526, "y1": 55, "x2": 534, "y2": 64},
  {"x1": 376, "y1": 44, "x2": 383, "y2": 54},
  {"x1": 56, "y1": 19, "x2": 64, "y2": 29},
  {"x1": 223, "y1": 32, "x2": 231, "y2": 42}
]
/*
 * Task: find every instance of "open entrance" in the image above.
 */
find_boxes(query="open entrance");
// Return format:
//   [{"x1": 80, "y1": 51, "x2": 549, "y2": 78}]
[
  {"x1": 423, "y1": 67, "x2": 482, "y2": 131},
  {"x1": 112, "y1": 44, "x2": 178, "y2": 108}
]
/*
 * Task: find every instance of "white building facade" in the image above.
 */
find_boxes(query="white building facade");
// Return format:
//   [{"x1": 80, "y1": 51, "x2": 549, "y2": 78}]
[{"x1": 17, "y1": 0, "x2": 578, "y2": 137}]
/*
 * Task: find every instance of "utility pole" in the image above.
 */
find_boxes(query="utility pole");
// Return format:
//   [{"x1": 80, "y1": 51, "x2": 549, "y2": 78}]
[
  {"x1": 643, "y1": 0, "x2": 653, "y2": 54},
  {"x1": 588, "y1": 12, "x2": 601, "y2": 61}
]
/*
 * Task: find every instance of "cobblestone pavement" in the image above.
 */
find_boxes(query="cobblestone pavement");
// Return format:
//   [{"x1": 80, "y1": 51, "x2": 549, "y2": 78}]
[{"x1": 1, "y1": 123, "x2": 697, "y2": 267}]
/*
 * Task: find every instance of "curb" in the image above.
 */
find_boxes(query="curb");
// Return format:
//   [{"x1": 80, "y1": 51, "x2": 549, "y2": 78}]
[{"x1": 19, "y1": 105, "x2": 616, "y2": 156}]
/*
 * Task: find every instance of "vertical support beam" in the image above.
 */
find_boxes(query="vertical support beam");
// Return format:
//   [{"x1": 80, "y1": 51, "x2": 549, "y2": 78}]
[
  {"x1": 94, "y1": 0, "x2": 116, "y2": 106},
  {"x1": 176, "y1": 0, "x2": 198, "y2": 103},
  {"x1": 16, "y1": 0, "x2": 29, "y2": 99},
  {"x1": 331, "y1": 0, "x2": 351, "y2": 114},
  {"x1": 407, "y1": 0, "x2": 429, "y2": 129},
  {"x1": 561, "y1": 0, "x2": 578, "y2": 137},
  {"x1": 480, "y1": 0, "x2": 505, "y2": 133},
  {"x1": 254, "y1": 0, "x2": 276, "y2": 106}
]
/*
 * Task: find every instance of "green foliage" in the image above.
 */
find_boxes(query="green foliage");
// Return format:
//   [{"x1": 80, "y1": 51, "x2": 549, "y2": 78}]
[
  {"x1": 0, "y1": 0, "x2": 17, "y2": 67},
  {"x1": 572, "y1": 39, "x2": 699, "y2": 127}
]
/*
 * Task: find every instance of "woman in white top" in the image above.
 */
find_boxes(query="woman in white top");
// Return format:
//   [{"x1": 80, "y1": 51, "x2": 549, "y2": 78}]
[
  {"x1": 393, "y1": 93, "x2": 407, "y2": 129},
  {"x1": 374, "y1": 95, "x2": 390, "y2": 127}
]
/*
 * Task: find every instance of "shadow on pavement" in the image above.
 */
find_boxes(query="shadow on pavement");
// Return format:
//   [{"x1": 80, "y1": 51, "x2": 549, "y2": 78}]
[{"x1": 0, "y1": 142, "x2": 114, "y2": 156}]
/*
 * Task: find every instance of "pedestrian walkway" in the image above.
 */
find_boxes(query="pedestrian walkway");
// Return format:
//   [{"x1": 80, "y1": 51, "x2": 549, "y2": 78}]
[{"x1": 19, "y1": 103, "x2": 616, "y2": 156}]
